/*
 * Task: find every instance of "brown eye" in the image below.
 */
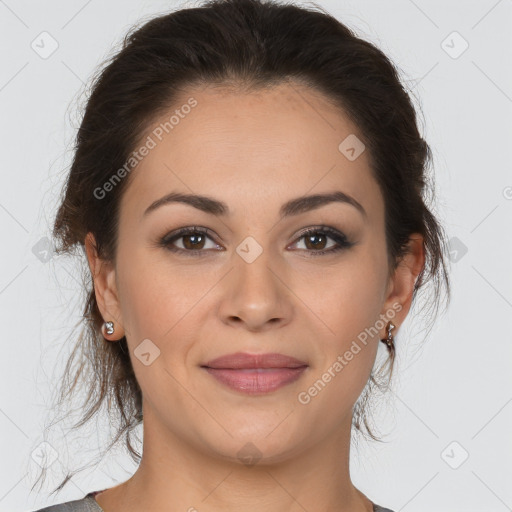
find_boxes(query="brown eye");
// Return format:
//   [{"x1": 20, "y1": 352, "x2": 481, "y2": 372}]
[
  {"x1": 160, "y1": 225, "x2": 354, "y2": 257},
  {"x1": 181, "y1": 232, "x2": 207, "y2": 250},
  {"x1": 290, "y1": 227, "x2": 354, "y2": 256},
  {"x1": 160, "y1": 226, "x2": 221, "y2": 255},
  {"x1": 303, "y1": 232, "x2": 329, "y2": 251}
]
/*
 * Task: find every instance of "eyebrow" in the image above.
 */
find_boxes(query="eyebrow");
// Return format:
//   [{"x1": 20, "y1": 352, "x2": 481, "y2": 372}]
[{"x1": 142, "y1": 190, "x2": 367, "y2": 220}]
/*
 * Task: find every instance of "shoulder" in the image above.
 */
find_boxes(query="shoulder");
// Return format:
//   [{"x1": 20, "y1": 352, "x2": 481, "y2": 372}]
[{"x1": 31, "y1": 494, "x2": 102, "y2": 512}]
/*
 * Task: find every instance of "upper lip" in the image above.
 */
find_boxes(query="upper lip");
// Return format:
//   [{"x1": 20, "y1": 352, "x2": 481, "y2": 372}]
[{"x1": 202, "y1": 352, "x2": 308, "y2": 369}]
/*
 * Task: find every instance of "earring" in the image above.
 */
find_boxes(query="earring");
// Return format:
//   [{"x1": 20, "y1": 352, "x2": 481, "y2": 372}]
[
  {"x1": 104, "y1": 321, "x2": 115, "y2": 336},
  {"x1": 380, "y1": 321, "x2": 395, "y2": 349}
]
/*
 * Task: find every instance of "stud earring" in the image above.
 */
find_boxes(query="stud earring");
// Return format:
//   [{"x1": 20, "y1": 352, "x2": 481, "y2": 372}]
[
  {"x1": 103, "y1": 321, "x2": 115, "y2": 336},
  {"x1": 380, "y1": 321, "x2": 395, "y2": 350}
]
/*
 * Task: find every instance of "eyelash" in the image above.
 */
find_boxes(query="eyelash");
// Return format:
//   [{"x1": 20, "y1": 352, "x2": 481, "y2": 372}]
[{"x1": 159, "y1": 225, "x2": 354, "y2": 257}]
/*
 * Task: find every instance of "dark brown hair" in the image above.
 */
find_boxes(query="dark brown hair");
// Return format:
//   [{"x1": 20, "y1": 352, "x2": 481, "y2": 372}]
[{"x1": 31, "y1": 0, "x2": 450, "y2": 496}]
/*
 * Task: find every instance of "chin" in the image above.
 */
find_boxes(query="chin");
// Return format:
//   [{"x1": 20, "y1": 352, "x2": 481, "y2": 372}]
[{"x1": 200, "y1": 428, "x2": 307, "y2": 467}]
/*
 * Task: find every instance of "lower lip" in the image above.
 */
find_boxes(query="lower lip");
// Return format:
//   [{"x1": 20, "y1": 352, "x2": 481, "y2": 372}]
[{"x1": 203, "y1": 367, "x2": 308, "y2": 395}]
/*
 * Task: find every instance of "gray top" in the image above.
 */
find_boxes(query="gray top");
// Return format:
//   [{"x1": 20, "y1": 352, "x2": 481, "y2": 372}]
[{"x1": 33, "y1": 492, "x2": 396, "y2": 511}]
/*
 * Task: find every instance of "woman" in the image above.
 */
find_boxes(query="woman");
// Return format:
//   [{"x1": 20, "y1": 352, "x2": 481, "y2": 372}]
[{"x1": 32, "y1": 0, "x2": 450, "y2": 510}]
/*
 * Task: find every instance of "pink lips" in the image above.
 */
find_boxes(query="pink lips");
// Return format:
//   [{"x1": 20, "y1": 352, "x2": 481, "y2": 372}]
[{"x1": 201, "y1": 352, "x2": 308, "y2": 395}]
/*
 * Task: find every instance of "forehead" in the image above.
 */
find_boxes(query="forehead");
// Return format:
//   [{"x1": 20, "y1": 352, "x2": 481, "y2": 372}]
[{"x1": 121, "y1": 81, "x2": 382, "y2": 222}]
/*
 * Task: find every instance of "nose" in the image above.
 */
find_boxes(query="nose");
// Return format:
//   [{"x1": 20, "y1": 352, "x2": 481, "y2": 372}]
[{"x1": 217, "y1": 250, "x2": 293, "y2": 332}]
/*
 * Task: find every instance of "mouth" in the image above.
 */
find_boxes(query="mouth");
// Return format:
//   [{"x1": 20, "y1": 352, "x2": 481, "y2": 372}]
[{"x1": 200, "y1": 352, "x2": 309, "y2": 395}]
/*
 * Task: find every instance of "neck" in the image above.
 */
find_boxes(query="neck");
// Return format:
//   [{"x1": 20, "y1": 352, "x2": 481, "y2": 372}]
[{"x1": 96, "y1": 406, "x2": 374, "y2": 512}]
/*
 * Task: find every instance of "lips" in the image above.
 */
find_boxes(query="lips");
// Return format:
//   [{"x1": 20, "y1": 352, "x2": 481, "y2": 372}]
[
  {"x1": 201, "y1": 352, "x2": 308, "y2": 395},
  {"x1": 202, "y1": 352, "x2": 308, "y2": 369}
]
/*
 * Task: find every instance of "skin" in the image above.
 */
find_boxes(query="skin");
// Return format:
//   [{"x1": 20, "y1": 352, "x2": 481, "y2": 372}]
[{"x1": 85, "y1": 80, "x2": 424, "y2": 512}]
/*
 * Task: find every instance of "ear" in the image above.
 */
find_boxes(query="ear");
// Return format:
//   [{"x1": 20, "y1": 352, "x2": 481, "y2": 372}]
[
  {"x1": 85, "y1": 232, "x2": 125, "y2": 339},
  {"x1": 381, "y1": 233, "x2": 425, "y2": 332}
]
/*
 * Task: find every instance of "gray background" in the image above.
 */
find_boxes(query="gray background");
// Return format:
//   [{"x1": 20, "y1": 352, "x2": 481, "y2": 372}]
[{"x1": 0, "y1": 0, "x2": 511, "y2": 511}]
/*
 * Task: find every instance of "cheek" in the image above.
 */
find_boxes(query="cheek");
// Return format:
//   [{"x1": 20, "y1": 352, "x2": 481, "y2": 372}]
[
  {"x1": 307, "y1": 246, "x2": 388, "y2": 334},
  {"x1": 114, "y1": 247, "x2": 199, "y2": 405},
  {"x1": 115, "y1": 242, "x2": 215, "y2": 358},
  {"x1": 300, "y1": 269, "x2": 385, "y2": 421},
  {"x1": 307, "y1": 243, "x2": 389, "y2": 384},
  {"x1": 114, "y1": 242, "x2": 180, "y2": 340}
]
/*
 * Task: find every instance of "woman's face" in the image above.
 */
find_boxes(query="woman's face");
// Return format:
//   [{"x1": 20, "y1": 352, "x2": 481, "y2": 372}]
[{"x1": 88, "y1": 81, "x2": 421, "y2": 464}]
